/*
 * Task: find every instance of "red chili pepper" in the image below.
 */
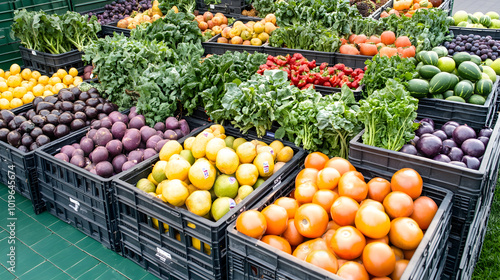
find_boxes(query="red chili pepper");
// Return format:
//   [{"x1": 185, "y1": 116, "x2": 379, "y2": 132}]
[
  {"x1": 276, "y1": 58, "x2": 287, "y2": 66},
  {"x1": 330, "y1": 76, "x2": 339, "y2": 87},
  {"x1": 344, "y1": 67, "x2": 353, "y2": 75},
  {"x1": 306, "y1": 74, "x2": 315, "y2": 84},
  {"x1": 298, "y1": 65, "x2": 309, "y2": 74},
  {"x1": 328, "y1": 67, "x2": 335, "y2": 75},
  {"x1": 291, "y1": 75, "x2": 300, "y2": 85},
  {"x1": 266, "y1": 60, "x2": 275, "y2": 67},
  {"x1": 314, "y1": 79, "x2": 321, "y2": 85},
  {"x1": 293, "y1": 53, "x2": 304, "y2": 60},
  {"x1": 323, "y1": 81, "x2": 332, "y2": 87},
  {"x1": 257, "y1": 69, "x2": 263, "y2": 74},
  {"x1": 336, "y1": 64, "x2": 346, "y2": 71},
  {"x1": 351, "y1": 81, "x2": 359, "y2": 88},
  {"x1": 290, "y1": 57, "x2": 297, "y2": 65},
  {"x1": 297, "y1": 79, "x2": 307, "y2": 88},
  {"x1": 303, "y1": 83, "x2": 313, "y2": 89},
  {"x1": 320, "y1": 62, "x2": 328, "y2": 70},
  {"x1": 338, "y1": 72, "x2": 345, "y2": 79},
  {"x1": 308, "y1": 60, "x2": 316, "y2": 69}
]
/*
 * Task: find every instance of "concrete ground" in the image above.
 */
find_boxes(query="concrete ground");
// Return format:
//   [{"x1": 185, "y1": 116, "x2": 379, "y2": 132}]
[{"x1": 452, "y1": 0, "x2": 499, "y2": 14}]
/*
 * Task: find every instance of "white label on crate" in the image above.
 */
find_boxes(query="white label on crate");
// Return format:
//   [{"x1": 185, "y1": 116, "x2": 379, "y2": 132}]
[
  {"x1": 156, "y1": 247, "x2": 171, "y2": 262},
  {"x1": 266, "y1": 132, "x2": 275, "y2": 138},
  {"x1": 69, "y1": 197, "x2": 80, "y2": 212},
  {"x1": 210, "y1": 4, "x2": 215, "y2": 9},
  {"x1": 202, "y1": 167, "x2": 209, "y2": 179},
  {"x1": 31, "y1": 50, "x2": 36, "y2": 56}
]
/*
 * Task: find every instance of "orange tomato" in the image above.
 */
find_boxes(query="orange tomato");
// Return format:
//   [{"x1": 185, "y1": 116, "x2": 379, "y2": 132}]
[
  {"x1": 366, "y1": 235, "x2": 389, "y2": 245},
  {"x1": 410, "y1": 196, "x2": 438, "y2": 230},
  {"x1": 394, "y1": 36, "x2": 411, "y2": 48},
  {"x1": 326, "y1": 220, "x2": 342, "y2": 231},
  {"x1": 293, "y1": 238, "x2": 328, "y2": 260},
  {"x1": 330, "y1": 196, "x2": 360, "y2": 226},
  {"x1": 380, "y1": 31, "x2": 396, "y2": 45},
  {"x1": 331, "y1": 226, "x2": 366, "y2": 260},
  {"x1": 403, "y1": 249, "x2": 416, "y2": 260},
  {"x1": 354, "y1": 205, "x2": 390, "y2": 239},
  {"x1": 261, "y1": 235, "x2": 292, "y2": 254},
  {"x1": 391, "y1": 168, "x2": 423, "y2": 199},
  {"x1": 295, "y1": 168, "x2": 318, "y2": 188},
  {"x1": 391, "y1": 259, "x2": 409, "y2": 280},
  {"x1": 336, "y1": 261, "x2": 369, "y2": 280},
  {"x1": 236, "y1": 210, "x2": 267, "y2": 239},
  {"x1": 305, "y1": 249, "x2": 339, "y2": 274},
  {"x1": 294, "y1": 203, "x2": 329, "y2": 238},
  {"x1": 312, "y1": 189, "x2": 338, "y2": 214},
  {"x1": 359, "y1": 199, "x2": 384, "y2": 212},
  {"x1": 383, "y1": 191, "x2": 414, "y2": 219},
  {"x1": 322, "y1": 229, "x2": 336, "y2": 251},
  {"x1": 359, "y1": 43, "x2": 379, "y2": 56},
  {"x1": 391, "y1": 246, "x2": 405, "y2": 261},
  {"x1": 274, "y1": 197, "x2": 299, "y2": 219},
  {"x1": 389, "y1": 217, "x2": 423, "y2": 250},
  {"x1": 282, "y1": 219, "x2": 304, "y2": 246},
  {"x1": 261, "y1": 204, "x2": 289, "y2": 235},
  {"x1": 294, "y1": 182, "x2": 318, "y2": 204},
  {"x1": 353, "y1": 34, "x2": 367, "y2": 44},
  {"x1": 338, "y1": 171, "x2": 368, "y2": 202},
  {"x1": 304, "y1": 152, "x2": 329, "y2": 170},
  {"x1": 324, "y1": 157, "x2": 356, "y2": 175},
  {"x1": 316, "y1": 167, "x2": 341, "y2": 190},
  {"x1": 367, "y1": 177, "x2": 391, "y2": 202},
  {"x1": 379, "y1": 47, "x2": 399, "y2": 58},
  {"x1": 362, "y1": 242, "x2": 396, "y2": 277}
]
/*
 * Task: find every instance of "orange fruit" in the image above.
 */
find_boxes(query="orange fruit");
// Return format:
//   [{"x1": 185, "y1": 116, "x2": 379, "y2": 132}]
[
  {"x1": 362, "y1": 242, "x2": 396, "y2": 277},
  {"x1": 293, "y1": 238, "x2": 328, "y2": 260},
  {"x1": 383, "y1": 191, "x2": 414, "y2": 219},
  {"x1": 322, "y1": 229, "x2": 336, "y2": 251},
  {"x1": 312, "y1": 189, "x2": 338, "y2": 215},
  {"x1": 294, "y1": 203, "x2": 329, "y2": 238},
  {"x1": 366, "y1": 235, "x2": 389, "y2": 245},
  {"x1": 336, "y1": 261, "x2": 369, "y2": 280},
  {"x1": 391, "y1": 259, "x2": 409, "y2": 280},
  {"x1": 274, "y1": 197, "x2": 299, "y2": 219},
  {"x1": 389, "y1": 217, "x2": 423, "y2": 250},
  {"x1": 354, "y1": 205, "x2": 390, "y2": 239},
  {"x1": 316, "y1": 167, "x2": 341, "y2": 190},
  {"x1": 331, "y1": 226, "x2": 366, "y2": 260},
  {"x1": 260, "y1": 235, "x2": 292, "y2": 254},
  {"x1": 324, "y1": 157, "x2": 356, "y2": 175},
  {"x1": 391, "y1": 246, "x2": 404, "y2": 261},
  {"x1": 403, "y1": 249, "x2": 416, "y2": 260},
  {"x1": 367, "y1": 177, "x2": 391, "y2": 202},
  {"x1": 391, "y1": 168, "x2": 423, "y2": 199},
  {"x1": 305, "y1": 249, "x2": 339, "y2": 274},
  {"x1": 236, "y1": 210, "x2": 267, "y2": 239},
  {"x1": 304, "y1": 152, "x2": 329, "y2": 170},
  {"x1": 359, "y1": 199, "x2": 384, "y2": 212},
  {"x1": 261, "y1": 204, "x2": 288, "y2": 235},
  {"x1": 282, "y1": 219, "x2": 304, "y2": 246},
  {"x1": 330, "y1": 196, "x2": 359, "y2": 226},
  {"x1": 338, "y1": 171, "x2": 368, "y2": 202},
  {"x1": 295, "y1": 168, "x2": 318, "y2": 188},
  {"x1": 410, "y1": 196, "x2": 438, "y2": 230},
  {"x1": 294, "y1": 182, "x2": 318, "y2": 204}
]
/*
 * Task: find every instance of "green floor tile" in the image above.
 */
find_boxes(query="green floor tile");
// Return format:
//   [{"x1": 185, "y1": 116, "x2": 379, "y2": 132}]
[
  {"x1": 30, "y1": 211, "x2": 60, "y2": 227},
  {"x1": 16, "y1": 199, "x2": 35, "y2": 214},
  {"x1": 4, "y1": 211, "x2": 36, "y2": 232},
  {"x1": 31, "y1": 234, "x2": 71, "y2": 258},
  {"x1": 140, "y1": 272, "x2": 160, "y2": 280},
  {"x1": 65, "y1": 255, "x2": 100, "y2": 278},
  {"x1": 0, "y1": 229, "x2": 8, "y2": 242},
  {"x1": 49, "y1": 220, "x2": 88, "y2": 244},
  {"x1": 110, "y1": 257, "x2": 148, "y2": 279},
  {"x1": 49, "y1": 245, "x2": 91, "y2": 271},
  {"x1": 0, "y1": 266, "x2": 16, "y2": 280},
  {"x1": 78, "y1": 240, "x2": 118, "y2": 262},
  {"x1": 9, "y1": 241, "x2": 45, "y2": 277},
  {"x1": 16, "y1": 221, "x2": 51, "y2": 246},
  {"x1": 76, "y1": 263, "x2": 110, "y2": 279},
  {"x1": 20, "y1": 261, "x2": 66, "y2": 279},
  {"x1": 95, "y1": 267, "x2": 128, "y2": 280}
]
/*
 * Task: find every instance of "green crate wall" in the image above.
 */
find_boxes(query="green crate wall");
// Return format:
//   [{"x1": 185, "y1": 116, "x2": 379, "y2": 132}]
[{"x1": 70, "y1": 0, "x2": 113, "y2": 13}]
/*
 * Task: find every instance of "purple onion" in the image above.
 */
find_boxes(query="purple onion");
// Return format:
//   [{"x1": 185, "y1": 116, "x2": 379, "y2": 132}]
[
  {"x1": 462, "y1": 155, "x2": 481, "y2": 170},
  {"x1": 447, "y1": 147, "x2": 464, "y2": 161},
  {"x1": 433, "y1": 154, "x2": 451, "y2": 163}
]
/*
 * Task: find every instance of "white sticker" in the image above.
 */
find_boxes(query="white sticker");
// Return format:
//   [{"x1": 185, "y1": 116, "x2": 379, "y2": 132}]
[
  {"x1": 266, "y1": 132, "x2": 275, "y2": 138},
  {"x1": 69, "y1": 197, "x2": 80, "y2": 212},
  {"x1": 263, "y1": 161, "x2": 269, "y2": 174},
  {"x1": 156, "y1": 247, "x2": 171, "y2": 262},
  {"x1": 229, "y1": 198, "x2": 236, "y2": 209},
  {"x1": 90, "y1": 73, "x2": 94, "y2": 79},
  {"x1": 270, "y1": 149, "x2": 274, "y2": 155},
  {"x1": 31, "y1": 50, "x2": 36, "y2": 56},
  {"x1": 210, "y1": 4, "x2": 215, "y2": 9},
  {"x1": 202, "y1": 167, "x2": 209, "y2": 179},
  {"x1": 229, "y1": 177, "x2": 236, "y2": 184},
  {"x1": 203, "y1": 132, "x2": 209, "y2": 137}
]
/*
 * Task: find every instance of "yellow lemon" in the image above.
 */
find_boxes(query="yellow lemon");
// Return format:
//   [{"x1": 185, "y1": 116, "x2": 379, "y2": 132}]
[
  {"x1": 235, "y1": 164, "x2": 259, "y2": 186},
  {"x1": 63, "y1": 75, "x2": 74, "y2": 85},
  {"x1": 152, "y1": 218, "x2": 169, "y2": 232},
  {"x1": 152, "y1": 161, "x2": 168, "y2": 183},
  {"x1": 13, "y1": 86, "x2": 27, "y2": 98},
  {"x1": 0, "y1": 81, "x2": 7, "y2": 92},
  {"x1": 216, "y1": 147, "x2": 240, "y2": 175},
  {"x1": 277, "y1": 146, "x2": 294, "y2": 162},
  {"x1": 21, "y1": 68, "x2": 31, "y2": 80},
  {"x1": 6, "y1": 75, "x2": 21, "y2": 87},
  {"x1": 56, "y1": 69, "x2": 68, "y2": 79},
  {"x1": 191, "y1": 131, "x2": 215, "y2": 159},
  {"x1": 159, "y1": 140, "x2": 183, "y2": 161},
  {"x1": 188, "y1": 158, "x2": 216, "y2": 190},
  {"x1": 38, "y1": 75, "x2": 49, "y2": 85},
  {"x1": 166, "y1": 156, "x2": 191, "y2": 181},
  {"x1": 31, "y1": 71, "x2": 41, "y2": 80},
  {"x1": 4, "y1": 71, "x2": 11, "y2": 79},
  {"x1": 2, "y1": 91, "x2": 13, "y2": 101},
  {"x1": 185, "y1": 190, "x2": 212, "y2": 216},
  {"x1": 0, "y1": 99, "x2": 9, "y2": 109},
  {"x1": 43, "y1": 90, "x2": 54, "y2": 97},
  {"x1": 49, "y1": 77, "x2": 61, "y2": 86},
  {"x1": 162, "y1": 179, "x2": 189, "y2": 207},
  {"x1": 10, "y1": 98, "x2": 23, "y2": 109},
  {"x1": 73, "y1": 77, "x2": 83, "y2": 86},
  {"x1": 0, "y1": 69, "x2": 4, "y2": 78},
  {"x1": 69, "y1": 67, "x2": 79, "y2": 77},
  {"x1": 205, "y1": 137, "x2": 226, "y2": 162},
  {"x1": 236, "y1": 141, "x2": 257, "y2": 163},
  {"x1": 253, "y1": 152, "x2": 274, "y2": 177},
  {"x1": 22, "y1": 92, "x2": 35, "y2": 104},
  {"x1": 9, "y1": 64, "x2": 20, "y2": 75}
]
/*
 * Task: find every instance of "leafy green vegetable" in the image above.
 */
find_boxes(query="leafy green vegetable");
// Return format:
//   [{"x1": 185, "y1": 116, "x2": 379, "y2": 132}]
[
  {"x1": 358, "y1": 79, "x2": 419, "y2": 151},
  {"x1": 11, "y1": 10, "x2": 101, "y2": 54},
  {"x1": 361, "y1": 54, "x2": 417, "y2": 96},
  {"x1": 268, "y1": 23, "x2": 341, "y2": 52},
  {"x1": 158, "y1": 0, "x2": 196, "y2": 14}
]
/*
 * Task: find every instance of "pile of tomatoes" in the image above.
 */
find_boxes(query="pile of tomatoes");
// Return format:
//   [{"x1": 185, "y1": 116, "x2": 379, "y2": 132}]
[{"x1": 236, "y1": 153, "x2": 438, "y2": 280}]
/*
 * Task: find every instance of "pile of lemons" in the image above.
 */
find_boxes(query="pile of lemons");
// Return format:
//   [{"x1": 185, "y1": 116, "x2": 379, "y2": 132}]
[{"x1": 0, "y1": 64, "x2": 83, "y2": 110}]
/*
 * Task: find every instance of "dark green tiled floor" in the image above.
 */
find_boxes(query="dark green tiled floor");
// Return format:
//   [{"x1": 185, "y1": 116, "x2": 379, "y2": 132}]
[{"x1": 0, "y1": 184, "x2": 157, "y2": 280}]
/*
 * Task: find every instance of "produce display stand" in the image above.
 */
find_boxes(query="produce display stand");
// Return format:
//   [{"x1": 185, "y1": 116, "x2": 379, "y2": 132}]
[
  {"x1": 348, "y1": 116, "x2": 500, "y2": 279},
  {"x1": 417, "y1": 78, "x2": 499, "y2": 129},
  {"x1": 226, "y1": 166, "x2": 453, "y2": 280},
  {"x1": 34, "y1": 116, "x2": 208, "y2": 251},
  {"x1": 113, "y1": 125, "x2": 306, "y2": 279}
]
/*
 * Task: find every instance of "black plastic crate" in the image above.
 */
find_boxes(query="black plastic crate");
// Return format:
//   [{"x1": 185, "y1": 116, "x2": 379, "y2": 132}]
[
  {"x1": 417, "y1": 79, "x2": 499, "y2": 130},
  {"x1": 226, "y1": 166, "x2": 453, "y2": 280},
  {"x1": 449, "y1": 27, "x2": 500, "y2": 40},
  {"x1": 35, "y1": 117, "x2": 208, "y2": 251},
  {"x1": 114, "y1": 125, "x2": 306, "y2": 280},
  {"x1": 314, "y1": 84, "x2": 363, "y2": 101},
  {"x1": 334, "y1": 53, "x2": 372, "y2": 69},
  {"x1": 70, "y1": 0, "x2": 113, "y2": 13},
  {"x1": 202, "y1": 34, "x2": 264, "y2": 55},
  {"x1": 263, "y1": 44, "x2": 335, "y2": 64},
  {"x1": 348, "y1": 116, "x2": 500, "y2": 222},
  {"x1": 102, "y1": 21, "x2": 131, "y2": 37},
  {"x1": 19, "y1": 46, "x2": 85, "y2": 76}
]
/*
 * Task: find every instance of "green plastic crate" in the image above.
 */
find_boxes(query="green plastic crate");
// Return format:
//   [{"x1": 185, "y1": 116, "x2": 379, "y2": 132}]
[
  {"x1": 0, "y1": 42, "x2": 23, "y2": 71},
  {"x1": 13, "y1": 0, "x2": 71, "y2": 14},
  {"x1": 0, "y1": 1, "x2": 16, "y2": 29},
  {"x1": 70, "y1": 0, "x2": 113, "y2": 13}
]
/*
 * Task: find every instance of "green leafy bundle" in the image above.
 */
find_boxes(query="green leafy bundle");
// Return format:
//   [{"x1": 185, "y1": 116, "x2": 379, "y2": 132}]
[
  {"x1": 131, "y1": 10, "x2": 202, "y2": 51},
  {"x1": 252, "y1": 0, "x2": 278, "y2": 16},
  {"x1": 379, "y1": 8, "x2": 453, "y2": 52},
  {"x1": 268, "y1": 23, "x2": 341, "y2": 52},
  {"x1": 11, "y1": 10, "x2": 101, "y2": 54},
  {"x1": 358, "y1": 79, "x2": 419, "y2": 151},
  {"x1": 158, "y1": 0, "x2": 196, "y2": 14},
  {"x1": 361, "y1": 54, "x2": 417, "y2": 96},
  {"x1": 82, "y1": 35, "x2": 176, "y2": 110}
]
